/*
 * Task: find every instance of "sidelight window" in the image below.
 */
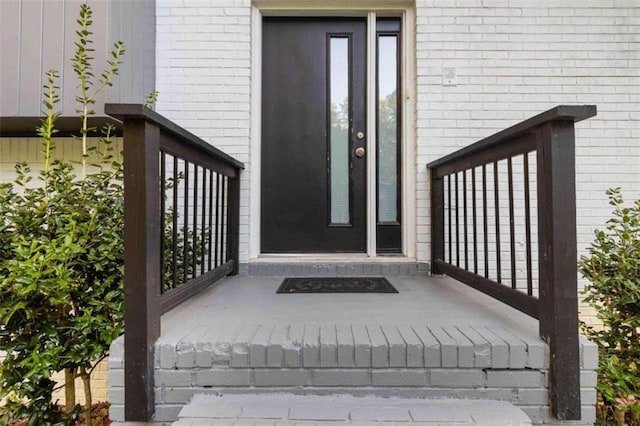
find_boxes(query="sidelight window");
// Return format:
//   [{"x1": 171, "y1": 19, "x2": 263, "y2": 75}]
[
  {"x1": 376, "y1": 18, "x2": 401, "y2": 253},
  {"x1": 328, "y1": 36, "x2": 351, "y2": 225}
]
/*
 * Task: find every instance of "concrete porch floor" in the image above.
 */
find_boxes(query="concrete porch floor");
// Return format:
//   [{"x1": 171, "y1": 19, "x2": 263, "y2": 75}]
[{"x1": 161, "y1": 274, "x2": 541, "y2": 340}]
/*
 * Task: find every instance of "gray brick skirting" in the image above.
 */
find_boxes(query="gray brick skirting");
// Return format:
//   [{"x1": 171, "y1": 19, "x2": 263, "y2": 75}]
[{"x1": 108, "y1": 325, "x2": 597, "y2": 425}]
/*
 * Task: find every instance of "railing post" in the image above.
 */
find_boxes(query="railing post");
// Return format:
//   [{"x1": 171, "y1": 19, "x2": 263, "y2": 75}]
[
  {"x1": 535, "y1": 120, "x2": 580, "y2": 420},
  {"x1": 123, "y1": 118, "x2": 161, "y2": 421},
  {"x1": 227, "y1": 174, "x2": 241, "y2": 275},
  {"x1": 430, "y1": 170, "x2": 445, "y2": 275}
]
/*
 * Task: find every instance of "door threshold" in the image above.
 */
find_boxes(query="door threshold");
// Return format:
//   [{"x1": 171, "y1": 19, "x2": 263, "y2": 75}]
[{"x1": 253, "y1": 254, "x2": 416, "y2": 263}]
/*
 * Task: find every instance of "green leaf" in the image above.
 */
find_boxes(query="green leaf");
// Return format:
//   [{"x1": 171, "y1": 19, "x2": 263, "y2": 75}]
[{"x1": 579, "y1": 189, "x2": 640, "y2": 422}]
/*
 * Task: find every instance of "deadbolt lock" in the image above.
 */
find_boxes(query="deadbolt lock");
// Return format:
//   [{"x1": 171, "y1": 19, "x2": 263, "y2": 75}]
[
  {"x1": 356, "y1": 131, "x2": 365, "y2": 140},
  {"x1": 354, "y1": 147, "x2": 366, "y2": 158}
]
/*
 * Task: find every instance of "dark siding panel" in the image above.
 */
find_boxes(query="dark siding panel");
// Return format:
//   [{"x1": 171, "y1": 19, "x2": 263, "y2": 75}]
[
  {"x1": 91, "y1": 0, "x2": 110, "y2": 109},
  {"x1": 108, "y1": 0, "x2": 155, "y2": 105},
  {"x1": 18, "y1": 0, "x2": 43, "y2": 115},
  {"x1": 132, "y1": 0, "x2": 145, "y2": 100},
  {"x1": 0, "y1": 0, "x2": 155, "y2": 117},
  {"x1": 0, "y1": 1, "x2": 21, "y2": 116},
  {"x1": 119, "y1": 0, "x2": 136, "y2": 102},
  {"x1": 61, "y1": 0, "x2": 83, "y2": 115},
  {"x1": 109, "y1": 0, "x2": 123, "y2": 104},
  {"x1": 142, "y1": 0, "x2": 156, "y2": 99},
  {"x1": 42, "y1": 0, "x2": 66, "y2": 108}
]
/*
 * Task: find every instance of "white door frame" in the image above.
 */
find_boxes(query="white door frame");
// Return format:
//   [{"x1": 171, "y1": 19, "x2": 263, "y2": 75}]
[{"x1": 249, "y1": 0, "x2": 416, "y2": 259}]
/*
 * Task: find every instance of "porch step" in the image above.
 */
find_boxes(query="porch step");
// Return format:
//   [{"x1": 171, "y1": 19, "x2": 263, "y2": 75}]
[
  {"x1": 172, "y1": 393, "x2": 532, "y2": 425},
  {"x1": 244, "y1": 261, "x2": 429, "y2": 277},
  {"x1": 156, "y1": 323, "x2": 548, "y2": 370}
]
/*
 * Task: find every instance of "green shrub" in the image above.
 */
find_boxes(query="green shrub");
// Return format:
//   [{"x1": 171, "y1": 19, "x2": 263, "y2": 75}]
[
  {"x1": 0, "y1": 4, "x2": 125, "y2": 424},
  {"x1": 0, "y1": 85, "x2": 123, "y2": 425},
  {"x1": 579, "y1": 188, "x2": 640, "y2": 425}
]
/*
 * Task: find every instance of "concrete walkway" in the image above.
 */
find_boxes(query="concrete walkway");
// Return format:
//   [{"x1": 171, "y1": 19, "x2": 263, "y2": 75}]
[{"x1": 172, "y1": 393, "x2": 532, "y2": 425}]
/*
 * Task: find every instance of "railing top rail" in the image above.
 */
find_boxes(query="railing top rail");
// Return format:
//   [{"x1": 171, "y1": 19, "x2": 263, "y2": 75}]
[
  {"x1": 105, "y1": 103, "x2": 245, "y2": 170},
  {"x1": 427, "y1": 105, "x2": 596, "y2": 170}
]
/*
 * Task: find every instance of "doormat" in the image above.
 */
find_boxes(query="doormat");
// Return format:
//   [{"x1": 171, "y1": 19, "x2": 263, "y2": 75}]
[{"x1": 277, "y1": 277, "x2": 398, "y2": 294}]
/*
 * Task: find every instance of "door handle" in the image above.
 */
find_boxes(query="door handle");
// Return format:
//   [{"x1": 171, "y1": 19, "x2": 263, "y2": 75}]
[{"x1": 354, "y1": 147, "x2": 365, "y2": 158}]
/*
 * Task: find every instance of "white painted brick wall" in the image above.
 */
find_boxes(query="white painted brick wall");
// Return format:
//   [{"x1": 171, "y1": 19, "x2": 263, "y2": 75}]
[
  {"x1": 415, "y1": 0, "x2": 640, "y2": 275},
  {"x1": 156, "y1": 0, "x2": 252, "y2": 262},
  {"x1": 154, "y1": 0, "x2": 639, "y2": 278}
]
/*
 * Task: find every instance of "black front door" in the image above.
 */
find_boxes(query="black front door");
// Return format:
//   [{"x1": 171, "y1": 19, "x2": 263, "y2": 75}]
[{"x1": 262, "y1": 18, "x2": 367, "y2": 253}]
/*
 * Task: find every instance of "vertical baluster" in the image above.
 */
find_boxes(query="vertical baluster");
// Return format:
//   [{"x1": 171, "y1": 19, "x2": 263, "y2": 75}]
[
  {"x1": 193, "y1": 166, "x2": 199, "y2": 277},
  {"x1": 463, "y1": 170, "x2": 468, "y2": 271},
  {"x1": 208, "y1": 170, "x2": 214, "y2": 271},
  {"x1": 160, "y1": 153, "x2": 166, "y2": 293},
  {"x1": 215, "y1": 173, "x2": 221, "y2": 267},
  {"x1": 471, "y1": 168, "x2": 478, "y2": 275},
  {"x1": 226, "y1": 176, "x2": 230, "y2": 262},
  {"x1": 524, "y1": 153, "x2": 533, "y2": 296},
  {"x1": 221, "y1": 176, "x2": 227, "y2": 262},
  {"x1": 201, "y1": 168, "x2": 207, "y2": 275},
  {"x1": 183, "y1": 162, "x2": 189, "y2": 283},
  {"x1": 482, "y1": 165, "x2": 488, "y2": 278},
  {"x1": 448, "y1": 174, "x2": 452, "y2": 264},
  {"x1": 172, "y1": 157, "x2": 178, "y2": 288},
  {"x1": 455, "y1": 172, "x2": 459, "y2": 267},
  {"x1": 508, "y1": 157, "x2": 516, "y2": 289},
  {"x1": 493, "y1": 161, "x2": 502, "y2": 283}
]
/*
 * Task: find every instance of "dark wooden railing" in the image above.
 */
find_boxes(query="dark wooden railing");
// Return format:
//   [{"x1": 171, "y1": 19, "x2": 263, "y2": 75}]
[
  {"x1": 428, "y1": 105, "x2": 596, "y2": 420},
  {"x1": 106, "y1": 104, "x2": 244, "y2": 421}
]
